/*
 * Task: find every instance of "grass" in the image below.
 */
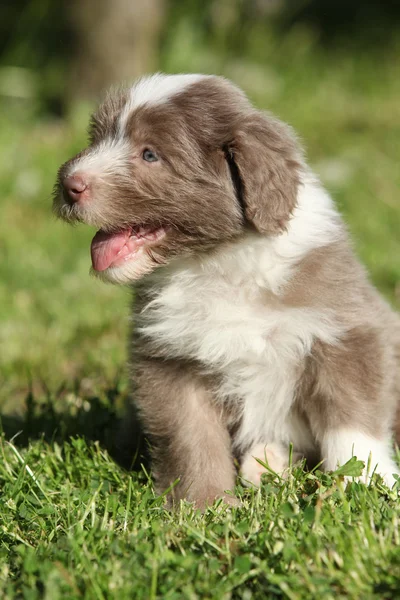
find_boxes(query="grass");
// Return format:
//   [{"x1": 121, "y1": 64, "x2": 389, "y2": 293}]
[
  {"x1": 1, "y1": 22, "x2": 400, "y2": 599},
  {"x1": 0, "y1": 433, "x2": 399, "y2": 599}
]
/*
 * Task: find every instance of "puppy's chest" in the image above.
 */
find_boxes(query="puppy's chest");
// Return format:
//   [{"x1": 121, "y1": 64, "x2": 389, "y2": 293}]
[{"x1": 137, "y1": 272, "x2": 327, "y2": 376}]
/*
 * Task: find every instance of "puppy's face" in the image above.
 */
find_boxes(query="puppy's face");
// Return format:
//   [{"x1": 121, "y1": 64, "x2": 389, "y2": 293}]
[{"x1": 53, "y1": 74, "x2": 301, "y2": 284}]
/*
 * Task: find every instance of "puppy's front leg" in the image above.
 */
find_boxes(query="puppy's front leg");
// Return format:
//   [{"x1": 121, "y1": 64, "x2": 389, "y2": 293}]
[
  {"x1": 134, "y1": 358, "x2": 237, "y2": 508},
  {"x1": 241, "y1": 442, "x2": 302, "y2": 486},
  {"x1": 320, "y1": 430, "x2": 398, "y2": 487},
  {"x1": 308, "y1": 333, "x2": 400, "y2": 488}
]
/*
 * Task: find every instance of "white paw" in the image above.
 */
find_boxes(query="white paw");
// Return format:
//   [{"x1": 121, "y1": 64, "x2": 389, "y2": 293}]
[
  {"x1": 380, "y1": 471, "x2": 398, "y2": 489},
  {"x1": 322, "y1": 429, "x2": 400, "y2": 490},
  {"x1": 344, "y1": 468, "x2": 398, "y2": 489},
  {"x1": 240, "y1": 442, "x2": 292, "y2": 487}
]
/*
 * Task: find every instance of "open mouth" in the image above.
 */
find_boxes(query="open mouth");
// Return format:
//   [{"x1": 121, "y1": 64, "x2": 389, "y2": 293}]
[{"x1": 90, "y1": 225, "x2": 167, "y2": 272}]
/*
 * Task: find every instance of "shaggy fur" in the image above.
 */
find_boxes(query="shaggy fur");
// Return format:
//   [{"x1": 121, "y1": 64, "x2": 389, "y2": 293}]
[{"x1": 54, "y1": 73, "x2": 400, "y2": 507}]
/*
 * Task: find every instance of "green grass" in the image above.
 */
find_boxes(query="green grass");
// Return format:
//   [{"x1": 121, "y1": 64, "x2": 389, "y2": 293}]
[
  {"x1": 1, "y1": 24, "x2": 400, "y2": 599},
  {"x1": 1, "y1": 433, "x2": 399, "y2": 599}
]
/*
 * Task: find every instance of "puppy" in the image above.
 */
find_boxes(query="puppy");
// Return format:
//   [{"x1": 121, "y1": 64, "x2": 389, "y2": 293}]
[{"x1": 54, "y1": 73, "x2": 400, "y2": 507}]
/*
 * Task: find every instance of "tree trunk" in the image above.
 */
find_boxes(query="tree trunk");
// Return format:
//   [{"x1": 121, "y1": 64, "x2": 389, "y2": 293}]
[{"x1": 68, "y1": 0, "x2": 166, "y2": 102}]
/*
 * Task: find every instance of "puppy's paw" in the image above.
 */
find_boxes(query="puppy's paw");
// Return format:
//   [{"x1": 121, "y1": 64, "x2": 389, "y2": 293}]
[
  {"x1": 163, "y1": 485, "x2": 239, "y2": 511},
  {"x1": 193, "y1": 490, "x2": 241, "y2": 511},
  {"x1": 240, "y1": 442, "x2": 294, "y2": 487},
  {"x1": 322, "y1": 430, "x2": 400, "y2": 491},
  {"x1": 381, "y1": 472, "x2": 399, "y2": 489},
  {"x1": 209, "y1": 493, "x2": 242, "y2": 511},
  {"x1": 343, "y1": 469, "x2": 399, "y2": 490}
]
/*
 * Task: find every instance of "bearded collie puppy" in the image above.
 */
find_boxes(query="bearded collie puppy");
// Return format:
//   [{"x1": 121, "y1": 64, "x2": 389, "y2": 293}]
[{"x1": 54, "y1": 74, "x2": 400, "y2": 507}]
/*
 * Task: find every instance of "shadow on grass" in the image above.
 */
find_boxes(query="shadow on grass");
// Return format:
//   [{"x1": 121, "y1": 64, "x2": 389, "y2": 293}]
[{"x1": 0, "y1": 382, "x2": 149, "y2": 472}]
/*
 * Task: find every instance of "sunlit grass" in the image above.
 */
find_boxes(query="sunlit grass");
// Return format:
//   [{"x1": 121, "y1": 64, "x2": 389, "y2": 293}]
[{"x1": 0, "y1": 429, "x2": 399, "y2": 599}]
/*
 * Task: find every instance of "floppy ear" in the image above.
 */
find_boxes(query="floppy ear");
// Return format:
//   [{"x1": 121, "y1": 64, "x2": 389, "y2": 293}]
[{"x1": 228, "y1": 112, "x2": 301, "y2": 235}]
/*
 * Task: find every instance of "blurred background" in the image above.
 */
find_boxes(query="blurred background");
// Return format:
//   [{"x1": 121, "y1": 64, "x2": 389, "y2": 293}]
[{"x1": 0, "y1": 0, "x2": 399, "y2": 431}]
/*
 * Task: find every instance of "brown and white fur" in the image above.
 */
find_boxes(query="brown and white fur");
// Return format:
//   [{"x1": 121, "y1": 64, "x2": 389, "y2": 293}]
[{"x1": 54, "y1": 73, "x2": 400, "y2": 507}]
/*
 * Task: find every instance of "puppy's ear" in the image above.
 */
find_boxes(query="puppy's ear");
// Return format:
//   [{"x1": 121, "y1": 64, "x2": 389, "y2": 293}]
[{"x1": 228, "y1": 112, "x2": 301, "y2": 234}]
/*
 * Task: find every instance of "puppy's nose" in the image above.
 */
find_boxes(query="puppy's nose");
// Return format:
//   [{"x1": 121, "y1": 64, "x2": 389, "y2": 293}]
[{"x1": 63, "y1": 174, "x2": 89, "y2": 203}]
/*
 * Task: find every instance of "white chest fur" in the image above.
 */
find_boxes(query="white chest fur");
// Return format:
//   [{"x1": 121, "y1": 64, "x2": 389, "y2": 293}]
[{"x1": 138, "y1": 177, "x2": 343, "y2": 451}]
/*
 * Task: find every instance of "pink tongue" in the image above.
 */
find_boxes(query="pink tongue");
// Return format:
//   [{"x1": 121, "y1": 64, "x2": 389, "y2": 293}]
[{"x1": 90, "y1": 229, "x2": 131, "y2": 271}]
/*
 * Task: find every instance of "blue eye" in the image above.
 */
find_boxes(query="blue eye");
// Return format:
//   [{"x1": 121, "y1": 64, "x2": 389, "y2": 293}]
[{"x1": 142, "y1": 149, "x2": 159, "y2": 162}]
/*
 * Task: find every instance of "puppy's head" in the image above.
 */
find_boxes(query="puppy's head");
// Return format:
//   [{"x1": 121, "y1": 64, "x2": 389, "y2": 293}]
[{"x1": 53, "y1": 74, "x2": 301, "y2": 284}]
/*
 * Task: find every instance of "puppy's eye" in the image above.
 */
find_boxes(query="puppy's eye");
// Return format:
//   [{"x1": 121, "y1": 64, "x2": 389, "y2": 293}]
[{"x1": 142, "y1": 149, "x2": 159, "y2": 162}]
